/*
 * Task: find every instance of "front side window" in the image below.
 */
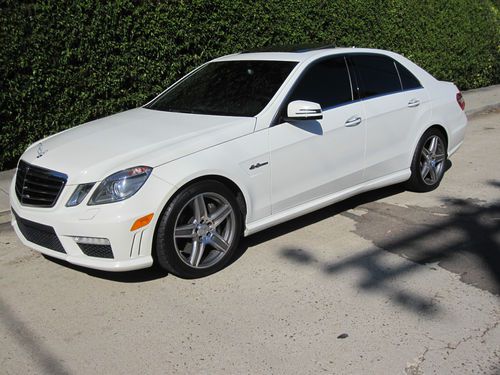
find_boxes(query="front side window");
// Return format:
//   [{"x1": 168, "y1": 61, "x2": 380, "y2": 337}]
[
  {"x1": 146, "y1": 60, "x2": 297, "y2": 117},
  {"x1": 287, "y1": 56, "x2": 353, "y2": 109},
  {"x1": 351, "y1": 54, "x2": 402, "y2": 98}
]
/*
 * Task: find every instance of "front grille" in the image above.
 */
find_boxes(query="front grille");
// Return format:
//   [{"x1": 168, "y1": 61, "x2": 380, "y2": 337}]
[
  {"x1": 78, "y1": 243, "x2": 114, "y2": 259},
  {"x1": 15, "y1": 160, "x2": 67, "y2": 207},
  {"x1": 12, "y1": 210, "x2": 66, "y2": 253}
]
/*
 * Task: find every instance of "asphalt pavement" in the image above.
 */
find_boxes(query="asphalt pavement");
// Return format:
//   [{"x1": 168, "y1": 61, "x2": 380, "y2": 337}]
[{"x1": 0, "y1": 90, "x2": 499, "y2": 374}]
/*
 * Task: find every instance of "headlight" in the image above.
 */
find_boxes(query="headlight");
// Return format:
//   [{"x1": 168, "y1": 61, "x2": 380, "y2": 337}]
[
  {"x1": 88, "y1": 166, "x2": 152, "y2": 205},
  {"x1": 66, "y1": 183, "x2": 95, "y2": 207}
]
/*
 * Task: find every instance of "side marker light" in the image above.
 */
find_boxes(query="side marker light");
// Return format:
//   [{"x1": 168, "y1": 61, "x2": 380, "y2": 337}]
[{"x1": 130, "y1": 213, "x2": 154, "y2": 231}]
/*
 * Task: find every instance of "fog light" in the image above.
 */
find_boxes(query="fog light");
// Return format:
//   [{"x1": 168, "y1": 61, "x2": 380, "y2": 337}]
[{"x1": 72, "y1": 236, "x2": 110, "y2": 245}]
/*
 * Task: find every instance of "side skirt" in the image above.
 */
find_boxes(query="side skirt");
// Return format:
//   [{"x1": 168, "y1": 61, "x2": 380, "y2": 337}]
[{"x1": 244, "y1": 169, "x2": 411, "y2": 236}]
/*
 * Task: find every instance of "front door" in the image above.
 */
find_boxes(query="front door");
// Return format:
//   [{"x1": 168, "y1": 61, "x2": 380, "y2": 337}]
[{"x1": 269, "y1": 56, "x2": 366, "y2": 213}]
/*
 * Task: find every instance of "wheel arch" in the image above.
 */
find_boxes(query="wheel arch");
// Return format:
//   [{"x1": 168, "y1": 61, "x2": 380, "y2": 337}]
[
  {"x1": 426, "y1": 124, "x2": 449, "y2": 149},
  {"x1": 410, "y1": 123, "x2": 449, "y2": 163},
  {"x1": 175, "y1": 174, "x2": 248, "y2": 218},
  {"x1": 406, "y1": 124, "x2": 449, "y2": 192},
  {"x1": 153, "y1": 174, "x2": 249, "y2": 239},
  {"x1": 152, "y1": 174, "x2": 249, "y2": 251}
]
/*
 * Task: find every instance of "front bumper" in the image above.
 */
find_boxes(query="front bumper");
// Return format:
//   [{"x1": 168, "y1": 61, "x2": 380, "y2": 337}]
[{"x1": 10, "y1": 172, "x2": 174, "y2": 272}]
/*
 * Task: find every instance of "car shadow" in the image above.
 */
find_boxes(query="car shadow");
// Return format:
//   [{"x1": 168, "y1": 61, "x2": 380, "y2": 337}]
[
  {"x1": 289, "y1": 119, "x2": 323, "y2": 135},
  {"x1": 231, "y1": 182, "x2": 408, "y2": 270},
  {"x1": 52, "y1": 182, "x2": 407, "y2": 283},
  {"x1": 240, "y1": 160, "x2": 449, "y2": 254},
  {"x1": 47, "y1": 161, "x2": 457, "y2": 284},
  {"x1": 0, "y1": 297, "x2": 72, "y2": 375},
  {"x1": 42, "y1": 255, "x2": 169, "y2": 283},
  {"x1": 239, "y1": 183, "x2": 407, "y2": 251},
  {"x1": 272, "y1": 181, "x2": 500, "y2": 316}
]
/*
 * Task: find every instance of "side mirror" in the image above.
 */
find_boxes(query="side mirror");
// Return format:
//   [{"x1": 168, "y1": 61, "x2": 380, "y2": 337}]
[{"x1": 286, "y1": 100, "x2": 323, "y2": 121}]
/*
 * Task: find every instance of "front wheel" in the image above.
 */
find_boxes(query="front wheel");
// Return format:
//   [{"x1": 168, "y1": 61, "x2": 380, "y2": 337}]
[
  {"x1": 406, "y1": 128, "x2": 447, "y2": 192},
  {"x1": 154, "y1": 180, "x2": 243, "y2": 279}
]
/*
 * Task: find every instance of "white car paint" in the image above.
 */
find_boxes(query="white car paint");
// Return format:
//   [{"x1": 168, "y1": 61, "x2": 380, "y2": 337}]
[
  {"x1": 10, "y1": 48, "x2": 467, "y2": 271},
  {"x1": 20, "y1": 108, "x2": 256, "y2": 184},
  {"x1": 269, "y1": 99, "x2": 366, "y2": 213}
]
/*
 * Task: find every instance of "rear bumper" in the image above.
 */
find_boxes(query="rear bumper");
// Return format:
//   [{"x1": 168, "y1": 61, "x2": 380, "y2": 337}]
[{"x1": 448, "y1": 108, "x2": 468, "y2": 157}]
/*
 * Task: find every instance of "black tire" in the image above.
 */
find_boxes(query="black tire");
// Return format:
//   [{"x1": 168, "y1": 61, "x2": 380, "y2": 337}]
[
  {"x1": 406, "y1": 127, "x2": 448, "y2": 192},
  {"x1": 154, "y1": 180, "x2": 243, "y2": 279}
]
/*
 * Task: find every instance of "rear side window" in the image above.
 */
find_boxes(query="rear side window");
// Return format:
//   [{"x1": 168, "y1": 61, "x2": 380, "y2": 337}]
[
  {"x1": 395, "y1": 61, "x2": 422, "y2": 90},
  {"x1": 351, "y1": 54, "x2": 402, "y2": 98},
  {"x1": 287, "y1": 56, "x2": 353, "y2": 109}
]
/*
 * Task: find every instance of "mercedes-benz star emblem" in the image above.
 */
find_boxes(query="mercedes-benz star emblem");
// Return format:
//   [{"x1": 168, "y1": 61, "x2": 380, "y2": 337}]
[{"x1": 36, "y1": 143, "x2": 47, "y2": 158}]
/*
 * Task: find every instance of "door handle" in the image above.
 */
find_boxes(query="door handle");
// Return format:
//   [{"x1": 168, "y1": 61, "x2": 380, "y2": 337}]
[
  {"x1": 345, "y1": 116, "x2": 362, "y2": 127},
  {"x1": 408, "y1": 98, "x2": 420, "y2": 108}
]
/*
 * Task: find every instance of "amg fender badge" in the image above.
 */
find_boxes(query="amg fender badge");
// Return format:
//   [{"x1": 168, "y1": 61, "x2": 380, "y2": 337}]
[{"x1": 249, "y1": 162, "x2": 269, "y2": 170}]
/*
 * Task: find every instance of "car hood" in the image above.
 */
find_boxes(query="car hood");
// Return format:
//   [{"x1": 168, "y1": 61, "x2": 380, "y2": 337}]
[{"x1": 21, "y1": 108, "x2": 256, "y2": 185}]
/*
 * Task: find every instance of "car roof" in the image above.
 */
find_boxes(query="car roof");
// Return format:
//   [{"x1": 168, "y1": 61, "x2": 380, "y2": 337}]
[
  {"x1": 212, "y1": 46, "x2": 396, "y2": 63},
  {"x1": 240, "y1": 43, "x2": 338, "y2": 53}
]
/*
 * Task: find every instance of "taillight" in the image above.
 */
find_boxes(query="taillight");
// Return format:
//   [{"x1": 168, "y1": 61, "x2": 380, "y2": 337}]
[{"x1": 456, "y1": 92, "x2": 465, "y2": 111}]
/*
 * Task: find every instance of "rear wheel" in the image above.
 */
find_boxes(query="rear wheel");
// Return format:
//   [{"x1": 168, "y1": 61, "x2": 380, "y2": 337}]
[
  {"x1": 406, "y1": 128, "x2": 447, "y2": 192},
  {"x1": 155, "y1": 180, "x2": 242, "y2": 279}
]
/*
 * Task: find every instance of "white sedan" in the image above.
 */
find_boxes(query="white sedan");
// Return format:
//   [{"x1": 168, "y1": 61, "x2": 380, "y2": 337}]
[{"x1": 10, "y1": 47, "x2": 467, "y2": 278}]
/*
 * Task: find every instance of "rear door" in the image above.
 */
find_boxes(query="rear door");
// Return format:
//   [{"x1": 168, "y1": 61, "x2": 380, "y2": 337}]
[{"x1": 349, "y1": 54, "x2": 430, "y2": 181}]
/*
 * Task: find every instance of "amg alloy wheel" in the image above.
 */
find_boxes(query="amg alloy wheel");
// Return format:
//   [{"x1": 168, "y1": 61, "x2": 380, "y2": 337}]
[
  {"x1": 419, "y1": 135, "x2": 446, "y2": 186},
  {"x1": 173, "y1": 192, "x2": 237, "y2": 269},
  {"x1": 155, "y1": 180, "x2": 242, "y2": 278},
  {"x1": 407, "y1": 128, "x2": 448, "y2": 192}
]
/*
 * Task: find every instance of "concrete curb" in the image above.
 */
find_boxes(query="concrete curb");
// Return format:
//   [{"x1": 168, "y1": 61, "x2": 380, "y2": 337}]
[
  {"x1": 1, "y1": 84, "x2": 499, "y2": 219},
  {"x1": 462, "y1": 83, "x2": 500, "y2": 117},
  {"x1": 465, "y1": 103, "x2": 500, "y2": 118},
  {"x1": 460, "y1": 84, "x2": 500, "y2": 95},
  {"x1": 0, "y1": 211, "x2": 10, "y2": 225}
]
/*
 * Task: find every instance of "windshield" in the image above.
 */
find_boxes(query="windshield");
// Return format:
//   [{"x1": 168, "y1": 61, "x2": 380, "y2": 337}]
[{"x1": 145, "y1": 60, "x2": 297, "y2": 117}]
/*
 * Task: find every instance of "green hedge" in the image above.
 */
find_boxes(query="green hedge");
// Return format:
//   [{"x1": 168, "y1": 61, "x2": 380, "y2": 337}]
[{"x1": 1, "y1": 0, "x2": 499, "y2": 170}]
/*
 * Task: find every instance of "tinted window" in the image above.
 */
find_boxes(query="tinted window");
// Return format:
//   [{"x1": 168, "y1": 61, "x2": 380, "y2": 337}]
[
  {"x1": 395, "y1": 61, "x2": 422, "y2": 90},
  {"x1": 351, "y1": 54, "x2": 402, "y2": 98},
  {"x1": 147, "y1": 61, "x2": 297, "y2": 117},
  {"x1": 287, "y1": 56, "x2": 353, "y2": 109}
]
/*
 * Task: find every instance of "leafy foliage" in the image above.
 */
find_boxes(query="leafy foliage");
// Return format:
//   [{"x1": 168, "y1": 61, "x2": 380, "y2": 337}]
[{"x1": 1, "y1": 0, "x2": 499, "y2": 169}]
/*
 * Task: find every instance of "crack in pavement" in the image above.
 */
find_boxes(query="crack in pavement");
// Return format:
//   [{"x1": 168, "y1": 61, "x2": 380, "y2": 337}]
[
  {"x1": 445, "y1": 320, "x2": 500, "y2": 350},
  {"x1": 405, "y1": 347, "x2": 429, "y2": 375},
  {"x1": 405, "y1": 319, "x2": 499, "y2": 374}
]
